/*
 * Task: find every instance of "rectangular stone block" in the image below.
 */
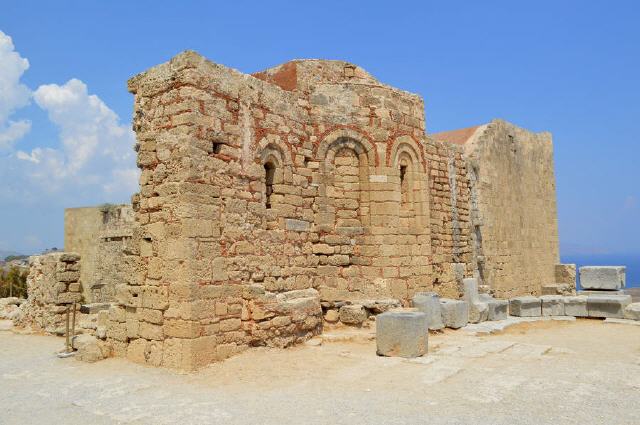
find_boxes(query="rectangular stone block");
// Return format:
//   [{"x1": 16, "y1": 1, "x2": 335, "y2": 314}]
[
  {"x1": 509, "y1": 296, "x2": 541, "y2": 317},
  {"x1": 412, "y1": 292, "x2": 444, "y2": 330},
  {"x1": 587, "y1": 294, "x2": 632, "y2": 319},
  {"x1": 462, "y1": 278, "x2": 488, "y2": 323},
  {"x1": 563, "y1": 296, "x2": 588, "y2": 317},
  {"x1": 541, "y1": 295, "x2": 564, "y2": 316},
  {"x1": 439, "y1": 298, "x2": 469, "y2": 329},
  {"x1": 376, "y1": 310, "x2": 428, "y2": 358},
  {"x1": 285, "y1": 219, "x2": 310, "y2": 232},
  {"x1": 579, "y1": 266, "x2": 625, "y2": 290},
  {"x1": 486, "y1": 298, "x2": 509, "y2": 321}
]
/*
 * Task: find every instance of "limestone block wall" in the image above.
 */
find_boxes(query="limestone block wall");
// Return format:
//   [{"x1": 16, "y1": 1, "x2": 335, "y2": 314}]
[
  {"x1": 17, "y1": 252, "x2": 83, "y2": 334},
  {"x1": 109, "y1": 51, "x2": 473, "y2": 370},
  {"x1": 461, "y1": 120, "x2": 559, "y2": 297},
  {"x1": 65, "y1": 207, "x2": 102, "y2": 300},
  {"x1": 65, "y1": 205, "x2": 135, "y2": 302}
]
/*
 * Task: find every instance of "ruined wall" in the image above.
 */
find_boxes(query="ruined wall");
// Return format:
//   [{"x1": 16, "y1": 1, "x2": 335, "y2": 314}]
[
  {"x1": 65, "y1": 205, "x2": 135, "y2": 302},
  {"x1": 17, "y1": 252, "x2": 83, "y2": 334},
  {"x1": 108, "y1": 51, "x2": 472, "y2": 370},
  {"x1": 462, "y1": 120, "x2": 559, "y2": 297},
  {"x1": 65, "y1": 207, "x2": 102, "y2": 300}
]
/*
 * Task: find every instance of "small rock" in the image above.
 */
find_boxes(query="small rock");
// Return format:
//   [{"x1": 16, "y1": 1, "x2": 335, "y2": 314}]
[
  {"x1": 305, "y1": 337, "x2": 322, "y2": 347},
  {"x1": 361, "y1": 298, "x2": 401, "y2": 314},
  {"x1": 96, "y1": 326, "x2": 107, "y2": 339},
  {"x1": 72, "y1": 334, "x2": 109, "y2": 363},
  {"x1": 324, "y1": 309, "x2": 339, "y2": 323},
  {"x1": 339, "y1": 304, "x2": 367, "y2": 325},
  {"x1": 0, "y1": 297, "x2": 19, "y2": 307},
  {"x1": 624, "y1": 303, "x2": 640, "y2": 321}
]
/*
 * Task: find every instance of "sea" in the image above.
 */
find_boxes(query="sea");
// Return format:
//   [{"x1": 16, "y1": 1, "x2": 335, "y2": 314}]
[{"x1": 560, "y1": 253, "x2": 640, "y2": 289}]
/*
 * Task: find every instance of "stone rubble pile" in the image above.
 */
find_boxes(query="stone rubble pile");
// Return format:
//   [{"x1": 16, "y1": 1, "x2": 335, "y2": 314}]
[
  {"x1": 0, "y1": 297, "x2": 24, "y2": 321},
  {"x1": 15, "y1": 253, "x2": 84, "y2": 334},
  {"x1": 322, "y1": 299, "x2": 402, "y2": 326}
]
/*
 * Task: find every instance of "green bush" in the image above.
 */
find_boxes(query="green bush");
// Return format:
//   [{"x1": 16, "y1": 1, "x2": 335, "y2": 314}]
[{"x1": 0, "y1": 266, "x2": 28, "y2": 298}]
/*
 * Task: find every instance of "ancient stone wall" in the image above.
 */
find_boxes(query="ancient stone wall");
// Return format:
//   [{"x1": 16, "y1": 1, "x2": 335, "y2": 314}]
[
  {"x1": 65, "y1": 207, "x2": 102, "y2": 300},
  {"x1": 17, "y1": 252, "x2": 83, "y2": 334},
  {"x1": 106, "y1": 51, "x2": 473, "y2": 370},
  {"x1": 65, "y1": 205, "x2": 135, "y2": 302},
  {"x1": 459, "y1": 120, "x2": 559, "y2": 297}
]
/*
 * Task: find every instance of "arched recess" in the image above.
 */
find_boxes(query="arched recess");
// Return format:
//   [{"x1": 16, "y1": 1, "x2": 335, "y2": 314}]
[
  {"x1": 316, "y1": 130, "x2": 375, "y2": 230},
  {"x1": 317, "y1": 128, "x2": 377, "y2": 168},
  {"x1": 390, "y1": 135, "x2": 429, "y2": 230},
  {"x1": 389, "y1": 135, "x2": 425, "y2": 172},
  {"x1": 257, "y1": 142, "x2": 286, "y2": 212},
  {"x1": 257, "y1": 136, "x2": 293, "y2": 167}
]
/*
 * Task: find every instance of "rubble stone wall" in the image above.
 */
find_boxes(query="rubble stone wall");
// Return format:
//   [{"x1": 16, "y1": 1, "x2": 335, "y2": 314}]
[
  {"x1": 105, "y1": 52, "x2": 473, "y2": 370},
  {"x1": 18, "y1": 252, "x2": 83, "y2": 334}
]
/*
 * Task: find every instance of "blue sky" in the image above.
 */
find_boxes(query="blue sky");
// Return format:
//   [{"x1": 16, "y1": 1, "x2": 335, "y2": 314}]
[{"x1": 0, "y1": 0, "x2": 638, "y2": 256}]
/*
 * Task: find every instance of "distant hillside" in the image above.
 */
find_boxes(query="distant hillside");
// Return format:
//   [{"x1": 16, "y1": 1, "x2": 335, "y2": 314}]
[{"x1": 0, "y1": 250, "x2": 23, "y2": 261}]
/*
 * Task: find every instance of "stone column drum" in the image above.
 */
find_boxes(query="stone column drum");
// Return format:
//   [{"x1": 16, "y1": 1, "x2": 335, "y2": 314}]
[{"x1": 376, "y1": 311, "x2": 429, "y2": 358}]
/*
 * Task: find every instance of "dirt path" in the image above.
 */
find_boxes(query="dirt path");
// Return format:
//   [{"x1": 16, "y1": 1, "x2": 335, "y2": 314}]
[{"x1": 1, "y1": 319, "x2": 640, "y2": 424}]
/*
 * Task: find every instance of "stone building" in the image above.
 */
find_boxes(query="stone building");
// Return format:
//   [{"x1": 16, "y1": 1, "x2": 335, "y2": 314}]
[{"x1": 56, "y1": 51, "x2": 558, "y2": 369}]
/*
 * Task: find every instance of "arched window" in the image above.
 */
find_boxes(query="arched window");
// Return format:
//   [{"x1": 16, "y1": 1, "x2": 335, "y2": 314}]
[
  {"x1": 399, "y1": 159, "x2": 410, "y2": 206},
  {"x1": 400, "y1": 164, "x2": 408, "y2": 203},
  {"x1": 264, "y1": 162, "x2": 276, "y2": 209}
]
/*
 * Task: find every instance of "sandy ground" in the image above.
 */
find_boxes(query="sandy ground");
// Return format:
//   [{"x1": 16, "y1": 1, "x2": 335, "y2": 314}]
[{"x1": 1, "y1": 319, "x2": 640, "y2": 425}]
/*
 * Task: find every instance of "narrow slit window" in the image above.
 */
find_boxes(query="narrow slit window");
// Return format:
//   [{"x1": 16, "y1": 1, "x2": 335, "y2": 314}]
[
  {"x1": 400, "y1": 164, "x2": 408, "y2": 204},
  {"x1": 264, "y1": 162, "x2": 275, "y2": 209}
]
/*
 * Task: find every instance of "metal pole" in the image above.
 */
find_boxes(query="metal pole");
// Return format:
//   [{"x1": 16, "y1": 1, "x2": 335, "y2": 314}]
[
  {"x1": 71, "y1": 302, "x2": 77, "y2": 348},
  {"x1": 65, "y1": 305, "x2": 70, "y2": 353}
]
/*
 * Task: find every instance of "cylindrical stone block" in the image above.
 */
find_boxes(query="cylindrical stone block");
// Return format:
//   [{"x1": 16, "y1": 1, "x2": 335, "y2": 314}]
[{"x1": 376, "y1": 311, "x2": 428, "y2": 358}]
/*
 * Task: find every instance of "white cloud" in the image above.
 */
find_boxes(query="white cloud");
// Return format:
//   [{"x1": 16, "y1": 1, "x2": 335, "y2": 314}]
[
  {"x1": 27, "y1": 78, "x2": 137, "y2": 183},
  {"x1": 0, "y1": 120, "x2": 31, "y2": 147},
  {"x1": 0, "y1": 30, "x2": 31, "y2": 148},
  {"x1": 0, "y1": 29, "x2": 138, "y2": 206}
]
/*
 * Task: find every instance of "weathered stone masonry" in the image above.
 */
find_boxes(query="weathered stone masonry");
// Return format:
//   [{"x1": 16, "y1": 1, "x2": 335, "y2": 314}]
[
  {"x1": 100, "y1": 52, "x2": 478, "y2": 369},
  {"x1": 48, "y1": 51, "x2": 559, "y2": 370}
]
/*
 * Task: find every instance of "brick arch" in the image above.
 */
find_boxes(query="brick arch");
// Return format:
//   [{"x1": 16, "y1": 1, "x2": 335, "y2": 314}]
[
  {"x1": 256, "y1": 136, "x2": 293, "y2": 167},
  {"x1": 317, "y1": 128, "x2": 377, "y2": 168},
  {"x1": 389, "y1": 135, "x2": 426, "y2": 172}
]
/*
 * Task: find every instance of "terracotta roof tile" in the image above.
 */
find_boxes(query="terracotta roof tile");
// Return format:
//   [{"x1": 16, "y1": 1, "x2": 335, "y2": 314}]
[{"x1": 431, "y1": 126, "x2": 482, "y2": 145}]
